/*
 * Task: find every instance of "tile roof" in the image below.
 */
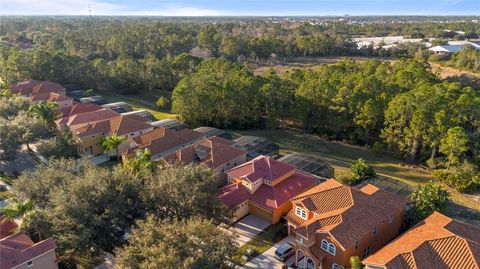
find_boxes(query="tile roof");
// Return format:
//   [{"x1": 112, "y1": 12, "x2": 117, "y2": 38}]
[
  {"x1": 30, "y1": 92, "x2": 72, "y2": 103},
  {"x1": 218, "y1": 183, "x2": 251, "y2": 207},
  {"x1": 363, "y1": 212, "x2": 480, "y2": 269},
  {"x1": 287, "y1": 179, "x2": 407, "y2": 249},
  {"x1": 9, "y1": 79, "x2": 40, "y2": 95},
  {"x1": 55, "y1": 108, "x2": 119, "y2": 127},
  {"x1": 0, "y1": 232, "x2": 56, "y2": 269},
  {"x1": 56, "y1": 103, "x2": 103, "y2": 118},
  {"x1": 0, "y1": 215, "x2": 18, "y2": 239},
  {"x1": 125, "y1": 128, "x2": 205, "y2": 157},
  {"x1": 163, "y1": 138, "x2": 245, "y2": 170},
  {"x1": 31, "y1": 81, "x2": 65, "y2": 95},
  {"x1": 227, "y1": 156, "x2": 295, "y2": 183},
  {"x1": 73, "y1": 115, "x2": 152, "y2": 137}
]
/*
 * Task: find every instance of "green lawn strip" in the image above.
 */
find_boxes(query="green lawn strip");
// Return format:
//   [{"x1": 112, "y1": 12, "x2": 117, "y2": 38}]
[
  {"x1": 232, "y1": 223, "x2": 288, "y2": 266},
  {"x1": 228, "y1": 129, "x2": 480, "y2": 211}
]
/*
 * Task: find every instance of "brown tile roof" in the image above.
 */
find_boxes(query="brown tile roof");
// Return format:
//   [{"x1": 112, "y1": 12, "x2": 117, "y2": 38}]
[
  {"x1": 56, "y1": 108, "x2": 119, "y2": 127},
  {"x1": 0, "y1": 215, "x2": 18, "y2": 239},
  {"x1": 126, "y1": 128, "x2": 205, "y2": 157},
  {"x1": 163, "y1": 138, "x2": 245, "y2": 170},
  {"x1": 56, "y1": 103, "x2": 103, "y2": 118},
  {"x1": 30, "y1": 92, "x2": 72, "y2": 103},
  {"x1": 287, "y1": 179, "x2": 407, "y2": 249},
  {"x1": 31, "y1": 81, "x2": 65, "y2": 95},
  {"x1": 9, "y1": 79, "x2": 40, "y2": 95},
  {"x1": 227, "y1": 156, "x2": 295, "y2": 183},
  {"x1": 0, "y1": 232, "x2": 56, "y2": 269},
  {"x1": 363, "y1": 212, "x2": 480, "y2": 269},
  {"x1": 73, "y1": 115, "x2": 152, "y2": 137}
]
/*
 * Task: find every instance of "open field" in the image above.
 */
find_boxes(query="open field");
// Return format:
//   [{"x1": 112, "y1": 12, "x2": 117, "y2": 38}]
[
  {"x1": 228, "y1": 129, "x2": 480, "y2": 211},
  {"x1": 100, "y1": 91, "x2": 178, "y2": 120},
  {"x1": 430, "y1": 62, "x2": 480, "y2": 79}
]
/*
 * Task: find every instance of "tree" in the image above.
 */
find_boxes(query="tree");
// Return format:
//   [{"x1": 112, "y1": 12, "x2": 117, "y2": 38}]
[
  {"x1": 0, "y1": 198, "x2": 46, "y2": 240},
  {"x1": 406, "y1": 181, "x2": 450, "y2": 227},
  {"x1": 115, "y1": 215, "x2": 238, "y2": 269},
  {"x1": 440, "y1": 126, "x2": 469, "y2": 169},
  {"x1": 100, "y1": 134, "x2": 127, "y2": 161},
  {"x1": 350, "y1": 256, "x2": 363, "y2": 269},
  {"x1": 144, "y1": 164, "x2": 227, "y2": 222},
  {"x1": 28, "y1": 102, "x2": 57, "y2": 124},
  {"x1": 36, "y1": 131, "x2": 77, "y2": 159},
  {"x1": 123, "y1": 148, "x2": 155, "y2": 177},
  {"x1": 155, "y1": 96, "x2": 169, "y2": 110},
  {"x1": 350, "y1": 158, "x2": 376, "y2": 181}
]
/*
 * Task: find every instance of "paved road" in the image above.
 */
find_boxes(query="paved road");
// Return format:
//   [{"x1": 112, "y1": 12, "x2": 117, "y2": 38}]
[{"x1": 243, "y1": 236, "x2": 295, "y2": 269}]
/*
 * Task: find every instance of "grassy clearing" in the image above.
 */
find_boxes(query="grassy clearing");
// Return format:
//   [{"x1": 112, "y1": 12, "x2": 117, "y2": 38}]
[
  {"x1": 232, "y1": 222, "x2": 287, "y2": 266},
  {"x1": 99, "y1": 91, "x2": 178, "y2": 120},
  {"x1": 228, "y1": 129, "x2": 480, "y2": 211}
]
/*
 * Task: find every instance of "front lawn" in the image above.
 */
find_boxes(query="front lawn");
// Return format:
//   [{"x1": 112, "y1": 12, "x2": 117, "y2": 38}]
[{"x1": 232, "y1": 222, "x2": 288, "y2": 265}]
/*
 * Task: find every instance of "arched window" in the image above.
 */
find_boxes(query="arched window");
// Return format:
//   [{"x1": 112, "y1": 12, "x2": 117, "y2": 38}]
[
  {"x1": 332, "y1": 263, "x2": 340, "y2": 269},
  {"x1": 328, "y1": 243, "x2": 336, "y2": 255},
  {"x1": 321, "y1": 239, "x2": 336, "y2": 255},
  {"x1": 321, "y1": 239, "x2": 328, "y2": 250}
]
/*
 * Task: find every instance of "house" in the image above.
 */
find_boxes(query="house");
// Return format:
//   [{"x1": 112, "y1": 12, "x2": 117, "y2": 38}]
[
  {"x1": 233, "y1": 136, "x2": 280, "y2": 158},
  {"x1": 123, "y1": 128, "x2": 206, "y2": 161},
  {"x1": 0, "y1": 215, "x2": 18, "y2": 239},
  {"x1": 218, "y1": 156, "x2": 319, "y2": 223},
  {"x1": 71, "y1": 114, "x2": 154, "y2": 157},
  {"x1": 102, "y1": 102, "x2": 132, "y2": 113},
  {"x1": 429, "y1": 41, "x2": 480, "y2": 54},
  {"x1": 363, "y1": 212, "x2": 480, "y2": 269},
  {"x1": 0, "y1": 232, "x2": 58, "y2": 269},
  {"x1": 55, "y1": 103, "x2": 103, "y2": 119},
  {"x1": 151, "y1": 119, "x2": 187, "y2": 131},
  {"x1": 162, "y1": 136, "x2": 246, "y2": 174},
  {"x1": 10, "y1": 80, "x2": 66, "y2": 96},
  {"x1": 55, "y1": 108, "x2": 119, "y2": 130},
  {"x1": 286, "y1": 179, "x2": 407, "y2": 269},
  {"x1": 30, "y1": 92, "x2": 74, "y2": 108}
]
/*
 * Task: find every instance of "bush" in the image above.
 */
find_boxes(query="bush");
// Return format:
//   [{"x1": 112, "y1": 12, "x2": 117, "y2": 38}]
[
  {"x1": 155, "y1": 96, "x2": 170, "y2": 110},
  {"x1": 432, "y1": 162, "x2": 480, "y2": 193},
  {"x1": 371, "y1": 142, "x2": 385, "y2": 155},
  {"x1": 350, "y1": 158, "x2": 375, "y2": 181}
]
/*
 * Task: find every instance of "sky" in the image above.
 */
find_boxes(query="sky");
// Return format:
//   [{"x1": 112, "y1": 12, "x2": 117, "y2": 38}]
[{"x1": 1, "y1": 0, "x2": 479, "y2": 16}]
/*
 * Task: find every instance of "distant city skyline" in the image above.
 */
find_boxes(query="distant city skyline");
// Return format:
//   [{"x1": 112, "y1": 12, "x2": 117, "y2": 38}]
[{"x1": 1, "y1": 0, "x2": 479, "y2": 16}]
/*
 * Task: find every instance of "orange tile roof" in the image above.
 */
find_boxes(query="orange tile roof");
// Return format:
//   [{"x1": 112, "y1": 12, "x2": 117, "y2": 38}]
[
  {"x1": 363, "y1": 212, "x2": 480, "y2": 269},
  {"x1": 0, "y1": 232, "x2": 56, "y2": 269},
  {"x1": 31, "y1": 81, "x2": 65, "y2": 95},
  {"x1": 287, "y1": 179, "x2": 407, "y2": 249},
  {"x1": 73, "y1": 115, "x2": 152, "y2": 137},
  {"x1": 0, "y1": 215, "x2": 18, "y2": 239},
  {"x1": 227, "y1": 156, "x2": 295, "y2": 182},
  {"x1": 56, "y1": 103, "x2": 103, "y2": 118},
  {"x1": 56, "y1": 108, "x2": 119, "y2": 127},
  {"x1": 163, "y1": 138, "x2": 246, "y2": 170},
  {"x1": 30, "y1": 92, "x2": 72, "y2": 103},
  {"x1": 9, "y1": 79, "x2": 40, "y2": 95}
]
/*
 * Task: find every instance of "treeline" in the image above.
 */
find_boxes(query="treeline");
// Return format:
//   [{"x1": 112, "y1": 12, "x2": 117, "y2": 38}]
[{"x1": 172, "y1": 58, "x2": 480, "y2": 192}]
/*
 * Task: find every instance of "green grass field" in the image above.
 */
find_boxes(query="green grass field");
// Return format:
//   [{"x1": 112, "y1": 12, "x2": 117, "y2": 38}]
[{"x1": 228, "y1": 129, "x2": 480, "y2": 211}]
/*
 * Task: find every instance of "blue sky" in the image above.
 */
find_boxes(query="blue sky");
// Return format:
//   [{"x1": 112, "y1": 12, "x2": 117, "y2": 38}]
[{"x1": 1, "y1": 0, "x2": 479, "y2": 16}]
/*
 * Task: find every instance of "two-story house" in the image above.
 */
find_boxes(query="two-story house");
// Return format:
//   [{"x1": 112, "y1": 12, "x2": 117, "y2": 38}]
[
  {"x1": 162, "y1": 136, "x2": 247, "y2": 175},
  {"x1": 218, "y1": 156, "x2": 319, "y2": 223},
  {"x1": 286, "y1": 179, "x2": 407, "y2": 269},
  {"x1": 71, "y1": 114, "x2": 154, "y2": 157},
  {"x1": 363, "y1": 211, "x2": 480, "y2": 269},
  {"x1": 0, "y1": 232, "x2": 58, "y2": 269}
]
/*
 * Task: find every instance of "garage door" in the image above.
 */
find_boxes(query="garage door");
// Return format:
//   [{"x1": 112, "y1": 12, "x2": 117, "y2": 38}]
[{"x1": 249, "y1": 202, "x2": 273, "y2": 223}]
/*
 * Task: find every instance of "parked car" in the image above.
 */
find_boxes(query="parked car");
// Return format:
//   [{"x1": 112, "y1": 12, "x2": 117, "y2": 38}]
[{"x1": 274, "y1": 242, "x2": 295, "y2": 262}]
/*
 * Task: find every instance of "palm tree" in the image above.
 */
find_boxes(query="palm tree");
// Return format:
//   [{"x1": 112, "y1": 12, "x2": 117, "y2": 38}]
[
  {"x1": 100, "y1": 134, "x2": 128, "y2": 162},
  {"x1": 123, "y1": 148, "x2": 155, "y2": 176},
  {"x1": 28, "y1": 102, "x2": 58, "y2": 125},
  {"x1": 1, "y1": 198, "x2": 45, "y2": 240}
]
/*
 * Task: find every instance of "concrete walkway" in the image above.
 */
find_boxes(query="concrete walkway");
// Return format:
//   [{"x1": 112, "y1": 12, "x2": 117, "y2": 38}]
[
  {"x1": 243, "y1": 235, "x2": 295, "y2": 269},
  {"x1": 229, "y1": 215, "x2": 270, "y2": 246}
]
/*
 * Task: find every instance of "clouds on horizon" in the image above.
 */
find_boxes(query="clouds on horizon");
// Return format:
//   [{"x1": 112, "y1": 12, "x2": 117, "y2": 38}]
[{"x1": 1, "y1": 0, "x2": 478, "y2": 16}]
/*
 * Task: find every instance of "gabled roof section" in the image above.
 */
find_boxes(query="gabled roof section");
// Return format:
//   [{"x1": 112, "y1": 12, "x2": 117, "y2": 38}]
[
  {"x1": 287, "y1": 179, "x2": 407, "y2": 249},
  {"x1": 9, "y1": 79, "x2": 40, "y2": 95},
  {"x1": 363, "y1": 212, "x2": 480, "y2": 269},
  {"x1": 73, "y1": 115, "x2": 152, "y2": 137},
  {"x1": 0, "y1": 232, "x2": 56, "y2": 269},
  {"x1": 227, "y1": 156, "x2": 295, "y2": 183},
  {"x1": 56, "y1": 103, "x2": 103, "y2": 118},
  {"x1": 30, "y1": 92, "x2": 72, "y2": 103},
  {"x1": 56, "y1": 108, "x2": 119, "y2": 127}
]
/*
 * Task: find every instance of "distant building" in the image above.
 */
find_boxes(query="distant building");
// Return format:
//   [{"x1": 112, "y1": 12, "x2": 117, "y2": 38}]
[
  {"x1": 287, "y1": 179, "x2": 407, "y2": 269},
  {"x1": 102, "y1": 102, "x2": 132, "y2": 113},
  {"x1": 0, "y1": 232, "x2": 58, "y2": 269},
  {"x1": 233, "y1": 136, "x2": 280, "y2": 158},
  {"x1": 194, "y1": 126, "x2": 230, "y2": 139},
  {"x1": 218, "y1": 156, "x2": 319, "y2": 223},
  {"x1": 151, "y1": 119, "x2": 187, "y2": 131},
  {"x1": 121, "y1": 110, "x2": 155, "y2": 123},
  {"x1": 429, "y1": 41, "x2": 480, "y2": 54},
  {"x1": 363, "y1": 212, "x2": 480, "y2": 269}
]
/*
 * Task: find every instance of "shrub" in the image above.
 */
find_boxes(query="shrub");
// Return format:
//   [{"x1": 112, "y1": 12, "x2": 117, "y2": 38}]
[
  {"x1": 432, "y1": 162, "x2": 480, "y2": 193},
  {"x1": 156, "y1": 96, "x2": 170, "y2": 110},
  {"x1": 350, "y1": 158, "x2": 375, "y2": 181},
  {"x1": 371, "y1": 142, "x2": 385, "y2": 155}
]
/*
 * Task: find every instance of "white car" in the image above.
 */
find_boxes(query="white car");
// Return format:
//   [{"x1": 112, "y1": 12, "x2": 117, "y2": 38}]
[{"x1": 274, "y1": 242, "x2": 295, "y2": 262}]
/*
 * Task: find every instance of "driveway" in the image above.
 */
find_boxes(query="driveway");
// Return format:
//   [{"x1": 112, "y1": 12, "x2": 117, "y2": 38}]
[
  {"x1": 229, "y1": 214, "x2": 271, "y2": 246},
  {"x1": 243, "y1": 235, "x2": 295, "y2": 269}
]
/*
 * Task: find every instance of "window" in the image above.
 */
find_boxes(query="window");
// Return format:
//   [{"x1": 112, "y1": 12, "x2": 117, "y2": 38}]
[
  {"x1": 321, "y1": 239, "x2": 336, "y2": 255},
  {"x1": 27, "y1": 261, "x2": 33, "y2": 267},
  {"x1": 295, "y1": 206, "x2": 307, "y2": 220},
  {"x1": 354, "y1": 241, "x2": 359, "y2": 250},
  {"x1": 363, "y1": 246, "x2": 371, "y2": 258},
  {"x1": 388, "y1": 215, "x2": 393, "y2": 224},
  {"x1": 373, "y1": 227, "x2": 377, "y2": 236},
  {"x1": 321, "y1": 239, "x2": 328, "y2": 250},
  {"x1": 332, "y1": 264, "x2": 340, "y2": 269},
  {"x1": 328, "y1": 244, "x2": 336, "y2": 255}
]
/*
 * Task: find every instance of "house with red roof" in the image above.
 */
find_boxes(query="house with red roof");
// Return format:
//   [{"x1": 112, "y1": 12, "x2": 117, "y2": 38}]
[
  {"x1": 70, "y1": 114, "x2": 154, "y2": 157},
  {"x1": 0, "y1": 215, "x2": 18, "y2": 239},
  {"x1": 10, "y1": 80, "x2": 66, "y2": 96},
  {"x1": 122, "y1": 127, "x2": 207, "y2": 161},
  {"x1": 162, "y1": 136, "x2": 247, "y2": 174},
  {"x1": 0, "y1": 232, "x2": 58, "y2": 269},
  {"x1": 286, "y1": 179, "x2": 407, "y2": 269},
  {"x1": 218, "y1": 156, "x2": 320, "y2": 223},
  {"x1": 55, "y1": 103, "x2": 103, "y2": 119},
  {"x1": 30, "y1": 92, "x2": 73, "y2": 108},
  {"x1": 363, "y1": 211, "x2": 480, "y2": 269},
  {"x1": 55, "y1": 108, "x2": 119, "y2": 131}
]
